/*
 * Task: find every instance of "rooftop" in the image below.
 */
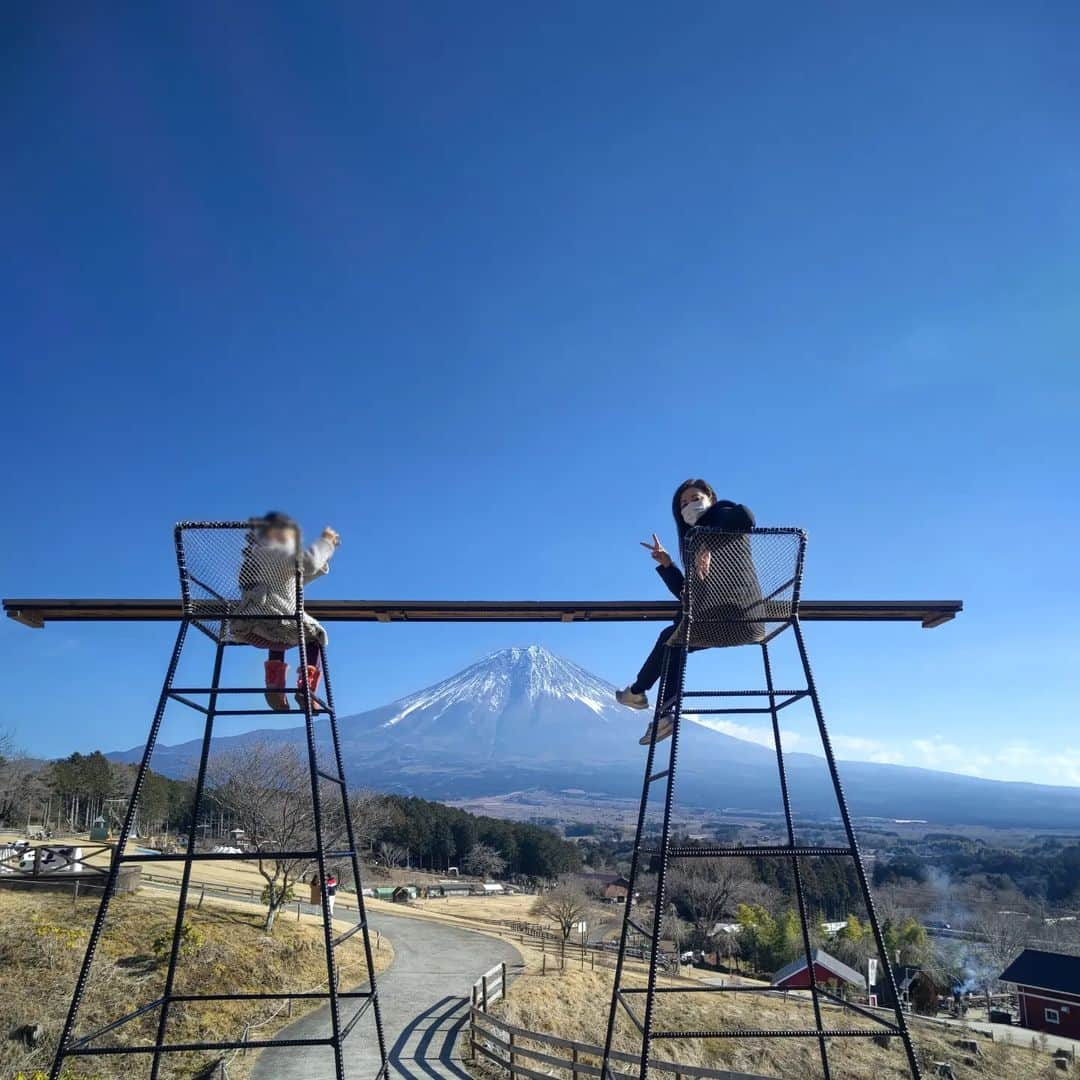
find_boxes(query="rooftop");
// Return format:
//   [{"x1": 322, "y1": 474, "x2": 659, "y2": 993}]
[{"x1": 999, "y1": 949, "x2": 1080, "y2": 994}]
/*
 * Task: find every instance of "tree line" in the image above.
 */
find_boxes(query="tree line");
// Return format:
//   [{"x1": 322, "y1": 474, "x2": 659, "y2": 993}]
[{"x1": 0, "y1": 743, "x2": 581, "y2": 928}]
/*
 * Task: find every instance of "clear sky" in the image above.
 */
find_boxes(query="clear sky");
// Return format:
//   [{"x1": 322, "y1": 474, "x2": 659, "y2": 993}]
[{"x1": 2, "y1": 5, "x2": 1078, "y2": 784}]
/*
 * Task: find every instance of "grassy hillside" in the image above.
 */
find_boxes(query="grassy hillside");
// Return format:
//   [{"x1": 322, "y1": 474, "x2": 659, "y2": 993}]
[
  {"x1": 482, "y1": 968, "x2": 1064, "y2": 1080},
  {"x1": 0, "y1": 887, "x2": 391, "y2": 1079}
]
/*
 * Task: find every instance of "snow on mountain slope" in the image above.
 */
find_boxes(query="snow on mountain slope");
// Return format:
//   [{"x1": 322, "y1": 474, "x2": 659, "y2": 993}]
[
  {"x1": 380, "y1": 645, "x2": 617, "y2": 726},
  {"x1": 339, "y1": 645, "x2": 637, "y2": 764}
]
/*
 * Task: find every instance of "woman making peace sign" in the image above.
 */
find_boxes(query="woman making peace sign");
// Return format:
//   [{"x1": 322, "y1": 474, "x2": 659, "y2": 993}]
[{"x1": 615, "y1": 479, "x2": 755, "y2": 744}]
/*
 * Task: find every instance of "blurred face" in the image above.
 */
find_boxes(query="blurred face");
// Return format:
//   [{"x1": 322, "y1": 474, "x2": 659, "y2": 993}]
[{"x1": 262, "y1": 523, "x2": 298, "y2": 550}]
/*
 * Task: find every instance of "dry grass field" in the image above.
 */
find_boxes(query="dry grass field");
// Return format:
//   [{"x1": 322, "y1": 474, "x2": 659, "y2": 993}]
[
  {"x1": 0, "y1": 886, "x2": 391, "y2": 1080},
  {"x1": 479, "y1": 968, "x2": 1066, "y2": 1080}
]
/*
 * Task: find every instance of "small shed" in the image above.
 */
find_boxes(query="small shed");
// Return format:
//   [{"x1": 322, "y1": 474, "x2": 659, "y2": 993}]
[
  {"x1": 604, "y1": 876, "x2": 638, "y2": 903},
  {"x1": 772, "y1": 949, "x2": 866, "y2": 993},
  {"x1": 482, "y1": 882, "x2": 505, "y2": 895},
  {"x1": 391, "y1": 886, "x2": 415, "y2": 903},
  {"x1": 999, "y1": 949, "x2": 1080, "y2": 1039}
]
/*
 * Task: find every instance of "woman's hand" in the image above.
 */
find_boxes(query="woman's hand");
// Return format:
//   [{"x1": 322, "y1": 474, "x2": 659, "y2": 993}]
[
  {"x1": 640, "y1": 533, "x2": 672, "y2": 568},
  {"x1": 322, "y1": 526, "x2": 341, "y2": 548}
]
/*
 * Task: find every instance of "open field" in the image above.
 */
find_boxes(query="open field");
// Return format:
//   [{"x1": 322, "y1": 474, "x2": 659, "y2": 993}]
[
  {"x1": 0, "y1": 886, "x2": 391, "y2": 1080},
  {"x1": 481, "y1": 968, "x2": 1067, "y2": 1080}
]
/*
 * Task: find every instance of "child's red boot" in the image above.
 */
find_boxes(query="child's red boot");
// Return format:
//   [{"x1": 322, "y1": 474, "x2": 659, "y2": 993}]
[
  {"x1": 296, "y1": 665, "x2": 325, "y2": 713},
  {"x1": 264, "y1": 660, "x2": 290, "y2": 712}
]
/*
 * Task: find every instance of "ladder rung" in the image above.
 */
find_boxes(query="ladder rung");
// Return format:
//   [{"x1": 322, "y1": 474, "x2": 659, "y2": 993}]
[
  {"x1": 647, "y1": 768, "x2": 670, "y2": 783},
  {"x1": 644, "y1": 846, "x2": 854, "y2": 859},
  {"x1": 333, "y1": 920, "x2": 367, "y2": 947},
  {"x1": 317, "y1": 769, "x2": 345, "y2": 785},
  {"x1": 682, "y1": 690, "x2": 804, "y2": 697},
  {"x1": 211, "y1": 706, "x2": 328, "y2": 716},
  {"x1": 625, "y1": 918, "x2": 653, "y2": 940},
  {"x1": 65, "y1": 1036, "x2": 337, "y2": 1056},
  {"x1": 169, "y1": 990, "x2": 371, "y2": 1003},
  {"x1": 171, "y1": 687, "x2": 301, "y2": 694},
  {"x1": 682, "y1": 707, "x2": 776, "y2": 715}
]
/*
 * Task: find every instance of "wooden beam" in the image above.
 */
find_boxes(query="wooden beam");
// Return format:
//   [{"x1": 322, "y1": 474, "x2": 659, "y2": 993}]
[{"x1": 3, "y1": 597, "x2": 961, "y2": 628}]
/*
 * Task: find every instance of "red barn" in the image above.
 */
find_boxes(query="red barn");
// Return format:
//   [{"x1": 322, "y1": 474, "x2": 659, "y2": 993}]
[
  {"x1": 999, "y1": 949, "x2": 1080, "y2": 1040},
  {"x1": 772, "y1": 949, "x2": 866, "y2": 993}
]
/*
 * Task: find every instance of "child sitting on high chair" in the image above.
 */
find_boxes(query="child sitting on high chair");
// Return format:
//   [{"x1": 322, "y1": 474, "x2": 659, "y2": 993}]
[
  {"x1": 230, "y1": 512, "x2": 341, "y2": 712},
  {"x1": 615, "y1": 479, "x2": 755, "y2": 745}
]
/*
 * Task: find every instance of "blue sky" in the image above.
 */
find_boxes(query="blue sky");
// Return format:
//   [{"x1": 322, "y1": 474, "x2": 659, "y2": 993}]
[{"x1": 2, "y1": 4, "x2": 1078, "y2": 784}]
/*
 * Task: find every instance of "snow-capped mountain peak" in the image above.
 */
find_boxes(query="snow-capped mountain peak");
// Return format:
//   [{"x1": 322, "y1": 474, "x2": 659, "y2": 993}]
[{"x1": 383, "y1": 644, "x2": 617, "y2": 727}]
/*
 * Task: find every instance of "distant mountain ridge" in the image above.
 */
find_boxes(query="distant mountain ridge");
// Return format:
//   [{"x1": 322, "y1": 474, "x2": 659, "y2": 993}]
[{"x1": 110, "y1": 645, "x2": 1080, "y2": 829}]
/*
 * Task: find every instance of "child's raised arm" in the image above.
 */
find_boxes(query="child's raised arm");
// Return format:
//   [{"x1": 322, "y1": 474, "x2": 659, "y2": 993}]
[{"x1": 302, "y1": 526, "x2": 341, "y2": 582}]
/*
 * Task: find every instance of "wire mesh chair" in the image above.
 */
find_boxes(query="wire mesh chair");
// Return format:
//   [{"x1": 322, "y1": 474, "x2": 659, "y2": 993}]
[
  {"x1": 601, "y1": 527, "x2": 922, "y2": 1080},
  {"x1": 50, "y1": 521, "x2": 388, "y2": 1080}
]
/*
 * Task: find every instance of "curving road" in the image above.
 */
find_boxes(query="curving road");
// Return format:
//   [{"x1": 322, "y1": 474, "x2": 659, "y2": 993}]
[{"x1": 251, "y1": 907, "x2": 522, "y2": 1080}]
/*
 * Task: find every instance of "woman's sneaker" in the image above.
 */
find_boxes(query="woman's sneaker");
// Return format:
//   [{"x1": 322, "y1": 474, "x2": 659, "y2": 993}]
[
  {"x1": 615, "y1": 687, "x2": 650, "y2": 710},
  {"x1": 638, "y1": 712, "x2": 676, "y2": 746}
]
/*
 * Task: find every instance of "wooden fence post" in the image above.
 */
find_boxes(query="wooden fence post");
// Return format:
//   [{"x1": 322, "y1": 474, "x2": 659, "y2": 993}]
[
  {"x1": 509, "y1": 1031, "x2": 516, "y2": 1076},
  {"x1": 482, "y1": 974, "x2": 489, "y2": 1012},
  {"x1": 501, "y1": 961, "x2": 508, "y2": 1001},
  {"x1": 572, "y1": 1046, "x2": 579, "y2": 1080},
  {"x1": 470, "y1": 986, "x2": 478, "y2": 1060}
]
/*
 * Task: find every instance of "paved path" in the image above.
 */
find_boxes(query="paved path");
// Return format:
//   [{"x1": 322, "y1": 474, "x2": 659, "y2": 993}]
[{"x1": 251, "y1": 908, "x2": 522, "y2": 1080}]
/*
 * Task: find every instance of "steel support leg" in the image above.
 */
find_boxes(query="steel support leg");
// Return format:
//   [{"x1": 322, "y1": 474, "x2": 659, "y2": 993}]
[
  {"x1": 51, "y1": 620, "x2": 190, "y2": 1080},
  {"x1": 601, "y1": 649, "x2": 675, "y2": 1080},
  {"x1": 297, "y1": 623, "x2": 347, "y2": 1080},
  {"x1": 761, "y1": 633, "x2": 831, "y2": 1080},
  {"x1": 150, "y1": 639, "x2": 225, "y2": 1078},
  {"x1": 637, "y1": 646, "x2": 688, "y2": 1080},
  {"x1": 791, "y1": 617, "x2": 922, "y2": 1079},
  {"x1": 320, "y1": 645, "x2": 389, "y2": 1075}
]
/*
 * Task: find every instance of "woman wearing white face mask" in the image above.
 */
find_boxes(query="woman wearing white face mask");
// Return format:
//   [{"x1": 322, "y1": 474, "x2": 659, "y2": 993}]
[{"x1": 615, "y1": 479, "x2": 755, "y2": 744}]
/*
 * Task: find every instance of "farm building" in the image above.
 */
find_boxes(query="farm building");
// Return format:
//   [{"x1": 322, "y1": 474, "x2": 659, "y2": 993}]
[
  {"x1": 604, "y1": 876, "x2": 636, "y2": 902},
  {"x1": 999, "y1": 949, "x2": 1080, "y2": 1039},
  {"x1": 876, "y1": 965, "x2": 944, "y2": 1014},
  {"x1": 481, "y1": 882, "x2": 505, "y2": 895},
  {"x1": 772, "y1": 949, "x2": 866, "y2": 993},
  {"x1": 576, "y1": 872, "x2": 638, "y2": 904},
  {"x1": 434, "y1": 879, "x2": 474, "y2": 897}
]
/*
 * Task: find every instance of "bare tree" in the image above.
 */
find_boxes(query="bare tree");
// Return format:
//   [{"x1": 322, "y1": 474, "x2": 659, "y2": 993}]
[
  {"x1": 464, "y1": 842, "x2": 507, "y2": 879},
  {"x1": 975, "y1": 910, "x2": 1034, "y2": 985},
  {"x1": 378, "y1": 841, "x2": 407, "y2": 870},
  {"x1": 670, "y1": 859, "x2": 753, "y2": 947},
  {"x1": 209, "y1": 743, "x2": 347, "y2": 932},
  {"x1": 350, "y1": 789, "x2": 391, "y2": 855},
  {"x1": 532, "y1": 885, "x2": 590, "y2": 941}
]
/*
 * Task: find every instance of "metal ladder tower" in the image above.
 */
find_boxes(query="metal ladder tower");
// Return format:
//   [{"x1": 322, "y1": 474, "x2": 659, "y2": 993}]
[
  {"x1": 51, "y1": 521, "x2": 387, "y2": 1080},
  {"x1": 601, "y1": 527, "x2": 922, "y2": 1080}
]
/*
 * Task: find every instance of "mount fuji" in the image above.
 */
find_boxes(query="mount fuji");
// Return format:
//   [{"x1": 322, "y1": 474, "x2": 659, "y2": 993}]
[{"x1": 111, "y1": 645, "x2": 1080, "y2": 828}]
